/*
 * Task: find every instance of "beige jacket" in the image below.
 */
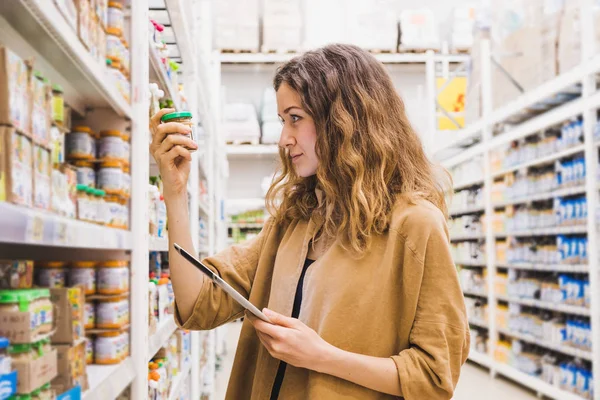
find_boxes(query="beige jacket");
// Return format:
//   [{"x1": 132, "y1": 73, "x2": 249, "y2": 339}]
[{"x1": 176, "y1": 198, "x2": 470, "y2": 399}]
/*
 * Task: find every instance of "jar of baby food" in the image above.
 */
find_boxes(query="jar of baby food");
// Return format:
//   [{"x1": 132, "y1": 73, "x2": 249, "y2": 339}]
[
  {"x1": 38, "y1": 383, "x2": 53, "y2": 400},
  {"x1": 107, "y1": 2, "x2": 124, "y2": 34},
  {"x1": 95, "y1": 331, "x2": 121, "y2": 364},
  {"x1": 33, "y1": 337, "x2": 52, "y2": 356},
  {"x1": 108, "y1": 59, "x2": 123, "y2": 96},
  {"x1": 35, "y1": 289, "x2": 53, "y2": 334},
  {"x1": 97, "y1": 261, "x2": 129, "y2": 294},
  {"x1": 97, "y1": 189, "x2": 107, "y2": 225},
  {"x1": 86, "y1": 336, "x2": 94, "y2": 364},
  {"x1": 0, "y1": 337, "x2": 11, "y2": 375},
  {"x1": 106, "y1": 28, "x2": 122, "y2": 63},
  {"x1": 84, "y1": 302, "x2": 95, "y2": 329},
  {"x1": 160, "y1": 112, "x2": 196, "y2": 151},
  {"x1": 96, "y1": 296, "x2": 128, "y2": 329},
  {"x1": 86, "y1": 186, "x2": 98, "y2": 223},
  {"x1": 105, "y1": 195, "x2": 121, "y2": 227},
  {"x1": 121, "y1": 165, "x2": 131, "y2": 198},
  {"x1": 0, "y1": 290, "x2": 38, "y2": 332},
  {"x1": 69, "y1": 262, "x2": 96, "y2": 294},
  {"x1": 35, "y1": 262, "x2": 67, "y2": 288},
  {"x1": 76, "y1": 184, "x2": 90, "y2": 222},
  {"x1": 121, "y1": 130, "x2": 130, "y2": 165},
  {"x1": 74, "y1": 160, "x2": 96, "y2": 187},
  {"x1": 98, "y1": 160, "x2": 123, "y2": 195},
  {"x1": 119, "y1": 197, "x2": 129, "y2": 229},
  {"x1": 98, "y1": 130, "x2": 125, "y2": 161},
  {"x1": 52, "y1": 84, "x2": 64, "y2": 125},
  {"x1": 66, "y1": 126, "x2": 95, "y2": 160}
]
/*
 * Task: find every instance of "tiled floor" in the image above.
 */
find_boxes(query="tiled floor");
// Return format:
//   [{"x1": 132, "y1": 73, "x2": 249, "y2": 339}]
[{"x1": 214, "y1": 321, "x2": 538, "y2": 400}]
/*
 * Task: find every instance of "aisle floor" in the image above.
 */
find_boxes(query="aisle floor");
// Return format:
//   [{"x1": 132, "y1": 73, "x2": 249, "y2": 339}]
[{"x1": 214, "y1": 321, "x2": 538, "y2": 400}]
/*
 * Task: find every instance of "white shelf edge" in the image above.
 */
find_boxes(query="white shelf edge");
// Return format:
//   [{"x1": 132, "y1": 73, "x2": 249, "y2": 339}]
[
  {"x1": 148, "y1": 317, "x2": 178, "y2": 361},
  {"x1": 149, "y1": 236, "x2": 169, "y2": 252},
  {"x1": 468, "y1": 318, "x2": 489, "y2": 329},
  {"x1": 496, "y1": 295, "x2": 591, "y2": 316},
  {"x1": 226, "y1": 144, "x2": 279, "y2": 156},
  {"x1": 0, "y1": 202, "x2": 132, "y2": 249},
  {"x1": 497, "y1": 328, "x2": 592, "y2": 361},
  {"x1": 168, "y1": 360, "x2": 192, "y2": 400},
  {"x1": 495, "y1": 225, "x2": 588, "y2": 237},
  {"x1": 149, "y1": 40, "x2": 182, "y2": 110},
  {"x1": 493, "y1": 362, "x2": 586, "y2": 400},
  {"x1": 468, "y1": 350, "x2": 492, "y2": 367},
  {"x1": 493, "y1": 185, "x2": 587, "y2": 208},
  {"x1": 83, "y1": 358, "x2": 135, "y2": 400},
  {"x1": 496, "y1": 263, "x2": 589, "y2": 273},
  {"x1": 218, "y1": 52, "x2": 469, "y2": 64},
  {"x1": 450, "y1": 233, "x2": 485, "y2": 242},
  {"x1": 492, "y1": 144, "x2": 586, "y2": 178},
  {"x1": 449, "y1": 205, "x2": 485, "y2": 216}
]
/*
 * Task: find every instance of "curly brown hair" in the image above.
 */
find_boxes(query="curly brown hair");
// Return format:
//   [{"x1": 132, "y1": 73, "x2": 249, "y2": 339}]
[{"x1": 266, "y1": 44, "x2": 451, "y2": 255}]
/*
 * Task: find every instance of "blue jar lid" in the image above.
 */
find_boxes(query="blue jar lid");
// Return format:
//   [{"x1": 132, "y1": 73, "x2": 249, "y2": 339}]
[{"x1": 0, "y1": 337, "x2": 9, "y2": 349}]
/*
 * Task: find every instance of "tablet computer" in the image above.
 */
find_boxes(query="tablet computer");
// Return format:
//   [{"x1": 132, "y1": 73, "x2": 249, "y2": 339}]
[{"x1": 173, "y1": 243, "x2": 271, "y2": 323}]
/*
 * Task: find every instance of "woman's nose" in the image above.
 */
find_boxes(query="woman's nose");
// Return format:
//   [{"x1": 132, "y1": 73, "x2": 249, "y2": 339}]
[{"x1": 278, "y1": 125, "x2": 294, "y2": 148}]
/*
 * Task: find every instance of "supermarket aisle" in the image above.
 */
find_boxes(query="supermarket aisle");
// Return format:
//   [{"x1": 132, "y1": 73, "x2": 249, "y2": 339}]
[{"x1": 213, "y1": 321, "x2": 537, "y2": 400}]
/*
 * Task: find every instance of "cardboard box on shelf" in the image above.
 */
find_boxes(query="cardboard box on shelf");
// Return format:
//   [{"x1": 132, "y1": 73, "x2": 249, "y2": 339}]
[
  {"x1": 1, "y1": 126, "x2": 34, "y2": 207},
  {"x1": 347, "y1": 0, "x2": 399, "y2": 52},
  {"x1": 29, "y1": 71, "x2": 52, "y2": 147},
  {"x1": 214, "y1": 0, "x2": 260, "y2": 52},
  {"x1": 51, "y1": 287, "x2": 85, "y2": 345},
  {"x1": 399, "y1": 9, "x2": 440, "y2": 51},
  {"x1": 0, "y1": 260, "x2": 34, "y2": 289},
  {"x1": 262, "y1": 0, "x2": 302, "y2": 52},
  {"x1": 33, "y1": 144, "x2": 52, "y2": 210},
  {"x1": 52, "y1": 340, "x2": 89, "y2": 393},
  {"x1": 13, "y1": 348, "x2": 58, "y2": 394},
  {"x1": 0, "y1": 47, "x2": 30, "y2": 133},
  {"x1": 304, "y1": 0, "x2": 348, "y2": 48}
]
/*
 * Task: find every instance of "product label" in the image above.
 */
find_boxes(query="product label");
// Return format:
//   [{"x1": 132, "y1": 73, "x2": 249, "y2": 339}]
[
  {"x1": 76, "y1": 166, "x2": 96, "y2": 187},
  {"x1": 98, "y1": 136, "x2": 124, "y2": 160},
  {"x1": 98, "y1": 168, "x2": 122, "y2": 192},
  {"x1": 66, "y1": 132, "x2": 93, "y2": 158},
  {"x1": 69, "y1": 268, "x2": 96, "y2": 293},
  {"x1": 97, "y1": 267, "x2": 129, "y2": 293},
  {"x1": 36, "y1": 268, "x2": 66, "y2": 288}
]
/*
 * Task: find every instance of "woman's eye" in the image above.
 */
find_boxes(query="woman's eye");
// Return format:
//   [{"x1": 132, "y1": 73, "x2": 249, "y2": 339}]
[{"x1": 291, "y1": 115, "x2": 301, "y2": 123}]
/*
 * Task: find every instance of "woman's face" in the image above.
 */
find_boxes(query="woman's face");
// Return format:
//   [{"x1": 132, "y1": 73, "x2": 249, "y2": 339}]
[{"x1": 277, "y1": 83, "x2": 318, "y2": 177}]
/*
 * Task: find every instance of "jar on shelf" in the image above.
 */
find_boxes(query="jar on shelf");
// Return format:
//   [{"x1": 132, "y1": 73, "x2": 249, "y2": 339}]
[
  {"x1": 121, "y1": 37, "x2": 130, "y2": 76},
  {"x1": 97, "y1": 261, "x2": 129, "y2": 294},
  {"x1": 34, "y1": 261, "x2": 68, "y2": 288},
  {"x1": 97, "y1": 189, "x2": 107, "y2": 225},
  {"x1": 107, "y1": 1, "x2": 124, "y2": 34},
  {"x1": 86, "y1": 186, "x2": 98, "y2": 223},
  {"x1": 98, "y1": 130, "x2": 125, "y2": 161},
  {"x1": 106, "y1": 28, "x2": 122, "y2": 64},
  {"x1": 95, "y1": 296, "x2": 129, "y2": 329},
  {"x1": 84, "y1": 302, "x2": 95, "y2": 329},
  {"x1": 66, "y1": 126, "x2": 95, "y2": 160},
  {"x1": 120, "y1": 197, "x2": 129, "y2": 229},
  {"x1": 107, "y1": 59, "x2": 123, "y2": 97},
  {"x1": 86, "y1": 335, "x2": 94, "y2": 364},
  {"x1": 73, "y1": 160, "x2": 96, "y2": 188},
  {"x1": 0, "y1": 290, "x2": 38, "y2": 332},
  {"x1": 121, "y1": 130, "x2": 130, "y2": 165},
  {"x1": 160, "y1": 112, "x2": 195, "y2": 150},
  {"x1": 35, "y1": 289, "x2": 52, "y2": 334},
  {"x1": 76, "y1": 184, "x2": 90, "y2": 222},
  {"x1": 69, "y1": 262, "x2": 96, "y2": 295},
  {"x1": 122, "y1": 165, "x2": 131, "y2": 198},
  {"x1": 105, "y1": 195, "x2": 121, "y2": 227},
  {"x1": 98, "y1": 160, "x2": 123, "y2": 195},
  {"x1": 52, "y1": 84, "x2": 64, "y2": 125},
  {"x1": 94, "y1": 331, "x2": 121, "y2": 364}
]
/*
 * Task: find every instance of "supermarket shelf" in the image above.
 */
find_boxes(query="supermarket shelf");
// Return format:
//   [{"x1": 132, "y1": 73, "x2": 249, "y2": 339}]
[
  {"x1": 449, "y1": 205, "x2": 485, "y2": 216},
  {"x1": 453, "y1": 178, "x2": 485, "y2": 192},
  {"x1": 229, "y1": 222, "x2": 265, "y2": 229},
  {"x1": 496, "y1": 263, "x2": 589, "y2": 273},
  {"x1": 0, "y1": 202, "x2": 132, "y2": 249},
  {"x1": 199, "y1": 200, "x2": 209, "y2": 216},
  {"x1": 494, "y1": 362, "x2": 585, "y2": 400},
  {"x1": 0, "y1": 0, "x2": 132, "y2": 117},
  {"x1": 83, "y1": 358, "x2": 135, "y2": 400},
  {"x1": 455, "y1": 260, "x2": 487, "y2": 267},
  {"x1": 493, "y1": 185, "x2": 587, "y2": 208},
  {"x1": 219, "y1": 52, "x2": 469, "y2": 64},
  {"x1": 449, "y1": 233, "x2": 485, "y2": 242},
  {"x1": 226, "y1": 145, "x2": 279, "y2": 156},
  {"x1": 495, "y1": 225, "x2": 588, "y2": 238},
  {"x1": 492, "y1": 144, "x2": 586, "y2": 178},
  {"x1": 496, "y1": 295, "x2": 591, "y2": 316},
  {"x1": 462, "y1": 289, "x2": 488, "y2": 298},
  {"x1": 467, "y1": 351, "x2": 492, "y2": 368},
  {"x1": 149, "y1": 40, "x2": 182, "y2": 110},
  {"x1": 149, "y1": 236, "x2": 169, "y2": 252},
  {"x1": 148, "y1": 317, "x2": 178, "y2": 361},
  {"x1": 168, "y1": 361, "x2": 191, "y2": 400},
  {"x1": 468, "y1": 318, "x2": 489, "y2": 329},
  {"x1": 497, "y1": 328, "x2": 592, "y2": 361}
]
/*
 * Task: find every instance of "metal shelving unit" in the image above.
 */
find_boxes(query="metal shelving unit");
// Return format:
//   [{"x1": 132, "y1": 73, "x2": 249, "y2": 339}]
[{"x1": 439, "y1": 4, "x2": 600, "y2": 398}]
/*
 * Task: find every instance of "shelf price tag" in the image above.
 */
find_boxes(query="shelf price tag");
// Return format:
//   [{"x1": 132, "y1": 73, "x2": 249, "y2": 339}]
[
  {"x1": 53, "y1": 221, "x2": 68, "y2": 245},
  {"x1": 26, "y1": 215, "x2": 45, "y2": 243}
]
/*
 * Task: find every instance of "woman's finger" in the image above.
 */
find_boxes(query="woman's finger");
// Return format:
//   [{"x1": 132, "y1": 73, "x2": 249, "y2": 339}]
[
  {"x1": 150, "y1": 108, "x2": 175, "y2": 128},
  {"x1": 152, "y1": 121, "x2": 192, "y2": 148},
  {"x1": 160, "y1": 144, "x2": 192, "y2": 165},
  {"x1": 155, "y1": 134, "x2": 197, "y2": 158},
  {"x1": 253, "y1": 318, "x2": 284, "y2": 339}
]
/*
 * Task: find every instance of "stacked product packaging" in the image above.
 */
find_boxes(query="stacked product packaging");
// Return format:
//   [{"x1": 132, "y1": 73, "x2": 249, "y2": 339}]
[
  {"x1": 148, "y1": 252, "x2": 175, "y2": 336},
  {"x1": 223, "y1": 104, "x2": 261, "y2": 145},
  {"x1": 148, "y1": 330, "x2": 192, "y2": 400}
]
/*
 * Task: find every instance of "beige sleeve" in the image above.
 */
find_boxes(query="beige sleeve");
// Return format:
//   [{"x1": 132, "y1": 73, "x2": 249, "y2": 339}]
[
  {"x1": 391, "y1": 216, "x2": 470, "y2": 399},
  {"x1": 175, "y1": 219, "x2": 275, "y2": 330}
]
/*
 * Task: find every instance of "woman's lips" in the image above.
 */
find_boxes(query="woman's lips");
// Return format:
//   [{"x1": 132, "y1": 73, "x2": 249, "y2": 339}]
[{"x1": 291, "y1": 154, "x2": 302, "y2": 163}]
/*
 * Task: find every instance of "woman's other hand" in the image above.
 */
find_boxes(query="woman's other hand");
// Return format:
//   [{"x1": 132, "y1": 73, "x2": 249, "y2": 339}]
[
  {"x1": 247, "y1": 309, "x2": 334, "y2": 373},
  {"x1": 149, "y1": 108, "x2": 198, "y2": 198}
]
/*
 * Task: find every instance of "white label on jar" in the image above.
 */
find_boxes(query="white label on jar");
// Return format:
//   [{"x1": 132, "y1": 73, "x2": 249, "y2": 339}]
[
  {"x1": 99, "y1": 136, "x2": 124, "y2": 160},
  {"x1": 69, "y1": 268, "x2": 96, "y2": 292},
  {"x1": 122, "y1": 173, "x2": 131, "y2": 196},
  {"x1": 122, "y1": 141, "x2": 130, "y2": 162},
  {"x1": 96, "y1": 301, "x2": 120, "y2": 326},
  {"x1": 107, "y1": 7, "x2": 124, "y2": 31},
  {"x1": 106, "y1": 35, "x2": 121, "y2": 60},
  {"x1": 66, "y1": 132, "x2": 93, "y2": 158},
  {"x1": 97, "y1": 267, "x2": 129, "y2": 293},
  {"x1": 84, "y1": 302, "x2": 95, "y2": 326},
  {"x1": 98, "y1": 167, "x2": 122, "y2": 192},
  {"x1": 95, "y1": 336, "x2": 119, "y2": 361},
  {"x1": 36, "y1": 268, "x2": 66, "y2": 288},
  {"x1": 76, "y1": 166, "x2": 96, "y2": 187}
]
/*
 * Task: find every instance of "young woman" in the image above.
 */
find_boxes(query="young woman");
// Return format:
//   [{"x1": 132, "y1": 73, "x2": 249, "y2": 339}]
[{"x1": 150, "y1": 44, "x2": 469, "y2": 400}]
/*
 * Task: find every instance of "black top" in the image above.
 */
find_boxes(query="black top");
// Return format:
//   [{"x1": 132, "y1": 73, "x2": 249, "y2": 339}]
[{"x1": 270, "y1": 258, "x2": 316, "y2": 400}]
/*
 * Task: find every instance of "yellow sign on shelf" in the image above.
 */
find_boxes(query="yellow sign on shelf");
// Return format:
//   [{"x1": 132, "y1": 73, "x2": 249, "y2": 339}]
[{"x1": 437, "y1": 76, "x2": 466, "y2": 130}]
